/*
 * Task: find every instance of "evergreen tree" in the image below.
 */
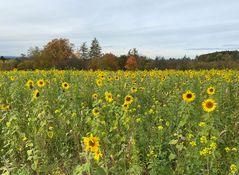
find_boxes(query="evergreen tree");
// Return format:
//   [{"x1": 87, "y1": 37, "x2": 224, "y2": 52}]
[
  {"x1": 77, "y1": 42, "x2": 89, "y2": 60},
  {"x1": 128, "y1": 48, "x2": 138, "y2": 57},
  {"x1": 89, "y1": 38, "x2": 102, "y2": 59}
]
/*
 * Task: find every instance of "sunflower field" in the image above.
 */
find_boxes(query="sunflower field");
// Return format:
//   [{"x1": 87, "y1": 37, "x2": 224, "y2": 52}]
[{"x1": 0, "y1": 69, "x2": 239, "y2": 175}]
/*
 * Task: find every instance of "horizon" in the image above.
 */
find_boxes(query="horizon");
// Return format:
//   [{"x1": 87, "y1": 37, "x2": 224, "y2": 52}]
[{"x1": 1, "y1": 0, "x2": 239, "y2": 58}]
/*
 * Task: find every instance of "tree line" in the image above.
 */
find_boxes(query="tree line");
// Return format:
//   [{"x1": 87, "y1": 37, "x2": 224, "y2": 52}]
[{"x1": 1, "y1": 38, "x2": 239, "y2": 70}]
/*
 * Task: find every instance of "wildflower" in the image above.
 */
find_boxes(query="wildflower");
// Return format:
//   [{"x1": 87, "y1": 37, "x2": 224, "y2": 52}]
[
  {"x1": 26, "y1": 80, "x2": 34, "y2": 89},
  {"x1": 199, "y1": 147, "x2": 212, "y2": 156},
  {"x1": 37, "y1": 79, "x2": 45, "y2": 88},
  {"x1": 131, "y1": 86, "x2": 137, "y2": 93},
  {"x1": 225, "y1": 147, "x2": 231, "y2": 152},
  {"x1": 92, "y1": 93, "x2": 98, "y2": 100},
  {"x1": 198, "y1": 122, "x2": 206, "y2": 127},
  {"x1": 207, "y1": 86, "x2": 215, "y2": 95},
  {"x1": 190, "y1": 141, "x2": 197, "y2": 147},
  {"x1": 122, "y1": 102, "x2": 129, "y2": 111},
  {"x1": 96, "y1": 79, "x2": 103, "y2": 87},
  {"x1": 83, "y1": 134, "x2": 100, "y2": 153},
  {"x1": 33, "y1": 90, "x2": 40, "y2": 99},
  {"x1": 158, "y1": 125, "x2": 164, "y2": 130},
  {"x1": 10, "y1": 76, "x2": 16, "y2": 81},
  {"x1": 62, "y1": 82, "x2": 70, "y2": 90},
  {"x1": 230, "y1": 164, "x2": 238, "y2": 174},
  {"x1": 94, "y1": 150, "x2": 103, "y2": 161},
  {"x1": 202, "y1": 98, "x2": 217, "y2": 112},
  {"x1": 182, "y1": 90, "x2": 196, "y2": 103},
  {"x1": 92, "y1": 108, "x2": 100, "y2": 117},
  {"x1": 200, "y1": 136, "x2": 208, "y2": 144},
  {"x1": 114, "y1": 76, "x2": 120, "y2": 80},
  {"x1": 105, "y1": 91, "x2": 113, "y2": 102},
  {"x1": 187, "y1": 134, "x2": 194, "y2": 140},
  {"x1": 124, "y1": 95, "x2": 133, "y2": 104},
  {"x1": 210, "y1": 142, "x2": 217, "y2": 150}
]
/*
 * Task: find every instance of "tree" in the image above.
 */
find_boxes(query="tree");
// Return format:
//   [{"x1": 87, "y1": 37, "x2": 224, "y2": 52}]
[
  {"x1": 100, "y1": 53, "x2": 119, "y2": 70},
  {"x1": 125, "y1": 55, "x2": 138, "y2": 70},
  {"x1": 77, "y1": 42, "x2": 89, "y2": 60},
  {"x1": 0, "y1": 56, "x2": 7, "y2": 62},
  {"x1": 128, "y1": 48, "x2": 139, "y2": 57},
  {"x1": 42, "y1": 38, "x2": 74, "y2": 68},
  {"x1": 89, "y1": 38, "x2": 102, "y2": 59}
]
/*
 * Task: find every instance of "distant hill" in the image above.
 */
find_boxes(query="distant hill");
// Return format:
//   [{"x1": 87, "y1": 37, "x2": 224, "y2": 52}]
[
  {"x1": 196, "y1": 50, "x2": 239, "y2": 62},
  {"x1": 0, "y1": 56, "x2": 18, "y2": 59}
]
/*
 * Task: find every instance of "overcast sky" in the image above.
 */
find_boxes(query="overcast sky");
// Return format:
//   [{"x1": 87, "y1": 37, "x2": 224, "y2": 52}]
[{"x1": 0, "y1": 0, "x2": 239, "y2": 58}]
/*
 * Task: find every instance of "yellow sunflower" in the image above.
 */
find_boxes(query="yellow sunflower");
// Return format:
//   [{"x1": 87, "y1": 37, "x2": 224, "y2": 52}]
[
  {"x1": 33, "y1": 90, "x2": 40, "y2": 99},
  {"x1": 202, "y1": 98, "x2": 217, "y2": 112},
  {"x1": 105, "y1": 91, "x2": 113, "y2": 102},
  {"x1": 92, "y1": 93, "x2": 98, "y2": 100},
  {"x1": 37, "y1": 79, "x2": 45, "y2": 88},
  {"x1": 92, "y1": 108, "x2": 100, "y2": 117},
  {"x1": 182, "y1": 90, "x2": 196, "y2": 103},
  {"x1": 124, "y1": 95, "x2": 133, "y2": 104},
  {"x1": 94, "y1": 150, "x2": 103, "y2": 161},
  {"x1": 207, "y1": 86, "x2": 215, "y2": 95},
  {"x1": 114, "y1": 76, "x2": 120, "y2": 80},
  {"x1": 96, "y1": 79, "x2": 103, "y2": 87},
  {"x1": 26, "y1": 80, "x2": 34, "y2": 89},
  {"x1": 83, "y1": 134, "x2": 100, "y2": 153},
  {"x1": 122, "y1": 102, "x2": 129, "y2": 110},
  {"x1": 62, "y1": 82, "x2": 70, "y2": 90},
  {"x1": 131, "y1": 86, "x2": 137, "y2": 93}
]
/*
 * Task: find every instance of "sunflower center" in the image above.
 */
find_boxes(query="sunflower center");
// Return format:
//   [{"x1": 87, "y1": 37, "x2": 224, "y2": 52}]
[
  {"x1": 64, "y1": 83, "x2": 68, "y2": 87},
  {"x1": 89, "y1": 140, "x2": 95, "y2": 147},
  {"x1": 126, "y1": 97, "x2": 131, "y2": 101},
  {"x1": 186, "y1": 93, "x2": 192, "y2": 98},
  {"x1": 39, "y1": 81, "x2": 43, "y2": 85},
  {"x1": 210, "y1": 89, "x2": 213, "y2": 92},
  {"x1": 206, "y1": 102, "x2": 213, "y2": 108}
]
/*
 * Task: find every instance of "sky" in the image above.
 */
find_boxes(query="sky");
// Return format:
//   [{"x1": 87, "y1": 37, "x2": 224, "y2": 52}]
[{"x1": 0, "y1": 0, "x2": 239, "y2": 58}]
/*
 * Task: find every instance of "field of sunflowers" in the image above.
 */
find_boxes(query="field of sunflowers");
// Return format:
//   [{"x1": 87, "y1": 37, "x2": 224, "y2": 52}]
[{"x1": 0, "y1": 69, "x2": 239, "y2": 175}]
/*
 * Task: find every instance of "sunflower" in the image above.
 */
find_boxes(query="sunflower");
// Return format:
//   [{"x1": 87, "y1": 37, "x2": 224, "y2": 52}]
[
  {"x1": 202, "y1": 98, "x2": 217, "y2": 112},
  {"x1": 1, "y1": 104, "x2": 10, "y2": 110},
  {"x1": 182, "y1": 90, "x2": 196, "y2": 103},
  {"x1": 105, "y1": 91, "x2": 113, "y2": 102},
  {"x1": 207, "y1": 86, "x2": 215, "y2": 95},
  {"x1": 26, "y1": 80, "x2": 34, "y2": 89},
  {"x1": 83, "y1": 134, "x2": 100, "y2": 153},
  {"x1": 92, "y1": 108, "x2": 100, "y2": 117},
  {"x1": 131, "y1": 86, "x2": 137, "y2": 93},
  {"x1": 10, "y1": 76, "x2": 16, "y2": 81},
  {"x1": 94, "y1": 150, "x2": 103, "y2": 161},
  {"x1": 107, "y1": 76, "x2": 112, "y2": 81},
  {"x1": 62, "y1": 82, "x2": 70, "y2": 90},
  {"x1": 124, "y1": 95, "x2": 133, "y2": 104},
  {"x1": 33, "y1": 90, "x2": 40, "y2": 99},
  {"x1": 122, "y1": 102, "x2": 129, "y2": 110},
  {"x1": 114, "y1": 76, "x2": 120, "y2": 80},
  {"x1": 96, "y1": 79, "x2": 103, "y2": 87},
  {"x1": 92, "y1": 93, "x2": 98, "y2": 100},
  {"x1": 37, "y1": 79, "x2": 45, "y2": 88}
]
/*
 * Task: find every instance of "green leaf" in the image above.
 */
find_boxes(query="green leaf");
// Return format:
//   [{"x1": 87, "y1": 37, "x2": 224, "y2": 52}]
[
  {"x1": 94, "y1": 167, "x2": 106, "y2": 175},
  {"x1": 169, "y1": 153, "x2": 176, "y2": 161},
  {"x1": 169, "y1": 139, "x2": 178, "y2": 145}
]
